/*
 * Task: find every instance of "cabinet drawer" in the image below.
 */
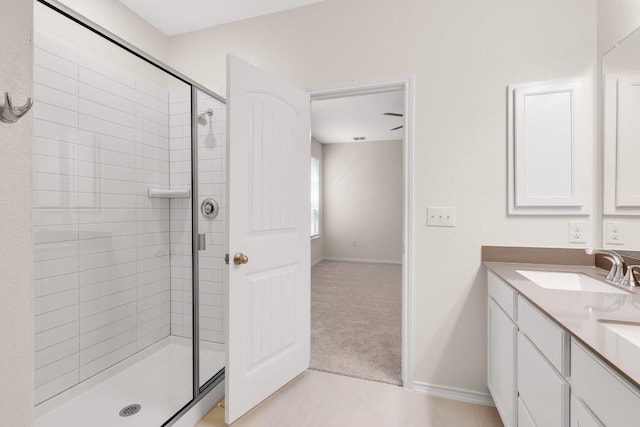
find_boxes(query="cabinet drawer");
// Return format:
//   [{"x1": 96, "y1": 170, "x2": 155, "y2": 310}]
[
  {"x1": 518, "y1": 295, "x2": 568, "y2": 374},
  {"x1": 517, "y1": 398, "x2": 536, "y2": 427},
  {"x1": 571, "y1": 340, "x2": 640, "y2": 427},
  {"x1": 570, "y1": 396, "x2": 603, "y2": 427},
  {"x1": 518, "y1": 333, "x2": 569, "y2": 427},
  {"x1": 488, "y1": 271, "x2": 516, "y2": 319}
]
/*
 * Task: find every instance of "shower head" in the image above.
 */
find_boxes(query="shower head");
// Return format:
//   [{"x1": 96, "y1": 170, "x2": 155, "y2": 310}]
[{"x1": 197, "y1": 109, "x2": 214, "y2": 126}]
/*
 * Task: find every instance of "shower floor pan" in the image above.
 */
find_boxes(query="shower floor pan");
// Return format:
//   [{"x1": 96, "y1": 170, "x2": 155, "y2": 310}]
[{"x1": 35, "y1": 336, "x2": 225, "y2": 427}]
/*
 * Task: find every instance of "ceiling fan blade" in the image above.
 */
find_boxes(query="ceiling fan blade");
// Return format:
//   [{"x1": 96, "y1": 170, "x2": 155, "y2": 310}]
[
  {"x1": 384, "y1": 112, "x2": 403, "y2": 117},
  {"x1": 390, "y1": 125, "x2": 404, "y2": 130}
]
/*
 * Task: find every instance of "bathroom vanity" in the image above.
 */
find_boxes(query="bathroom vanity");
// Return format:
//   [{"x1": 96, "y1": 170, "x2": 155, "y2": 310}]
[{"x1": 485, "y1": 261, "x2": 640, "y2": 427}]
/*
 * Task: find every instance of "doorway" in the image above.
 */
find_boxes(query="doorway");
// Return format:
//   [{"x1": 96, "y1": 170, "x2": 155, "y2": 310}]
[{"x1": 308, "y1": 80, "x2": 414, "y2": 388}]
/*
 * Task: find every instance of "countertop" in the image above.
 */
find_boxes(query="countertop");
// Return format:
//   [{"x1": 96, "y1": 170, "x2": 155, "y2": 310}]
[{"x1": 485, "y1": 261, "x2": 640, "y2": 389}]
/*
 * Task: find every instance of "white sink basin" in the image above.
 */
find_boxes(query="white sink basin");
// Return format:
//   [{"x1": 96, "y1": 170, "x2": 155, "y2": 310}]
[
  {"x1": 516, "y1": 270, "x2": 630, "y2": 294},
  {"x1": 598, "y1": 319, "x2": 640, "y2": 347}
]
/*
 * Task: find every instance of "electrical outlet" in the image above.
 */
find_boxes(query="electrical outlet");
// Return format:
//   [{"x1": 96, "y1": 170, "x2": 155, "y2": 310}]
[
  {"x1": 568, "y1": 221, "x2": 587, "y2": 243},
  {"x1": 427, "y1": 207, "x2": 456, "y2": 227},
  {"x1": 605, "y1": 222, "x2": 624, "y2": 245}
]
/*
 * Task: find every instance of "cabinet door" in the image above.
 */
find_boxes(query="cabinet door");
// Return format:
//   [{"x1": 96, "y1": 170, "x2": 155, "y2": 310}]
[
  {"x1": 518, "y1": 333, "x2": 569, "y2": 427},
  {"x1": 571, "y1": 396, "x2": 603, "y2": 427},
  {"x1": 488, "y1": 298, "x2": 517, "y2": 427}
]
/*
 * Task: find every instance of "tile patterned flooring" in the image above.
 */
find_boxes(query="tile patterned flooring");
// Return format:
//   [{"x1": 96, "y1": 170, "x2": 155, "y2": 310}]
[{"x1": 196, "y1": 370, "x2": 503, "y2": 427}]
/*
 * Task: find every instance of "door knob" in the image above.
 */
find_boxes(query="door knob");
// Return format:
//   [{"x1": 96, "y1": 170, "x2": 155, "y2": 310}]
[{"x1": 233, "y1": 252, "x2": 249, "y2": 265}]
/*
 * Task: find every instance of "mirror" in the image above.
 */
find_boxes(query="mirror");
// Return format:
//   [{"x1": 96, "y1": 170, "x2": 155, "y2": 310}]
[{"x1": 602, "y1": 25, "x2": 640, "y2": 250}]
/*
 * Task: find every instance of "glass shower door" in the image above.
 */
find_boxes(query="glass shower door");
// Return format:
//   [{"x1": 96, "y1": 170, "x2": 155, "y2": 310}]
[{"x1": 194, "y1": 89, "x2": 227, "y2": 387}]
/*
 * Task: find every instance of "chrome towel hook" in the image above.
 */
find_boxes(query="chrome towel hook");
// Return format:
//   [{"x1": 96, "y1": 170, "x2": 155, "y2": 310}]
[{"x1": 0, "y1": 92, "x2": 33, "y2": 124}]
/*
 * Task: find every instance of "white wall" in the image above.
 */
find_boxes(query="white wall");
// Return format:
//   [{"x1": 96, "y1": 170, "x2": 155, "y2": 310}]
[
  {"x1": 597, "y1": 0, "x2": 640, "y2": 56},
  {"x1": 57, "y1": 0, "x2": 169, "y2": 63},
  {"x1": 311, "y1": 138, "x2": 323, "y2": 264},
  {"x1": 322, "y1": 140, "x2": 402, "y2": 263},
  {"x1": 0, "y1": 0, "x2": 34, "y2": 424},
  {"x1": 168, "y1": 0, "x2": 597, "y2": 395}
]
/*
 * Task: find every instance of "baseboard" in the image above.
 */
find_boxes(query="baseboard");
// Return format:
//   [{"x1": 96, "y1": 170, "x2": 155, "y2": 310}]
[
  {"x1": 320, "y1": 257, "x2": 402, "y2": 265},
  {"x1": 311, "y1": 258, "x2": 324, "y2": 266},
  {"x1": 411, "y1": 381, "x2": 495, "y2": 407}
]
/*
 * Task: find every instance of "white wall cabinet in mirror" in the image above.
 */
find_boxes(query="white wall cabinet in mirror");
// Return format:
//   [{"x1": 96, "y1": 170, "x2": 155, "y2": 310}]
[
  {"x1": 508, "y1": 79, "x2": 590, "y2": 215},
  {"x1": 603, "y1": 30, "x2": 640, "y2": 217}
]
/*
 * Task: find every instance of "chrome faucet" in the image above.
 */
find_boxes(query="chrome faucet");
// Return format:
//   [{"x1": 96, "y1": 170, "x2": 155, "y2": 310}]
[{"x1": 585, "y1": 249, "x2": 626, "y2": 285}]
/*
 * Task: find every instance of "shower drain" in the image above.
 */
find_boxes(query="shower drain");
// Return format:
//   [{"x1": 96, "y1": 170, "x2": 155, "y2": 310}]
[{"x1": 119, "y1": 404, "x2": 142, "y2": 417}]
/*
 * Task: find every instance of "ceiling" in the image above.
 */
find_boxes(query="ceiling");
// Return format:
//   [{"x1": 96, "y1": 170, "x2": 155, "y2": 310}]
[
  {"x1": 117, "y1": 0, "x2": 324, "y2": 36},
  {"x1": 311, "y1": 91, "x2": 404, "y2": 144}
]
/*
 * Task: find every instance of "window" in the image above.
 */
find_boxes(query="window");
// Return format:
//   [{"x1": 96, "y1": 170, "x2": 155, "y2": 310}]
[{"x1": 311, "y1": 157, "x2": 320, "y2": 238}]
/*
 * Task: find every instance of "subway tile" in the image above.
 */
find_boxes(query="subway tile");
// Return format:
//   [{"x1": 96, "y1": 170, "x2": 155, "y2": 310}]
[
  {"x1": 33, "y1": 172, "x2": 77, "y2": 192},
  {"x1": 136, "y1": 78, "x2": 167, "y2": 101},
  {"x1": 35, "y1": 289, "x2": 79, "y2": 315},
  {"x1": 79, "y1": 302, "x2": 136, "y2": 334},
  {"x1": 35, "y1": 256, "x2": 78, "y2": 280},
  {"x1": 34, "y1": 273, "x2": 79, "y2": 298},
  {"x1": 35, "y1": 47, "x2": 78, "y2": 79},
  {"x1": 137, "y1": 325, "x2": 170, "y2": 351},
  {"x1": 79, "y1": 340, "x2": 136, "y2": 381},
  {"x1": 78, "y1": 130, "x2": 135, "y2": 155},
  {"x1": 33, "y1": 119, "x2": 78, "y2": 143},
  {"x1": 79, "y1": 67, "x2": 135, "y2": 101},
  {"x1": 79, "y1": 314, "x2": 136, "y2": 349},
  {"x1": 34, "y1": 83, "x2": 78, "y2": 112},
  {"x1": 78, "y1": 247, "x2": 137, "y2": 272},
  {"x1": 32, "y1": 137, "x2": 77, "y2": 160},
  {"x1": 80, "y1": 114, "x2": 136, "y2": 142},
  {"x1": 35, "y1": 31, "x2": 78, "y2": 63},
  {"x1": 79, "y1": 51, "x2": 135, "y2": 88},
  {"x1": 35, "y1": 305, "x2": 78, "y2": 334},
  {"x1": 79, "y1": 82, "x2": 136, "y2": 115},
  {"x1": 34, "y1": 240, "x2": 78, "y2": 262},
  {"x1": 35, "y1": 321, "x2": 79, "y2": 351},
  {"x1": 78, "y1": 235, "x2": 136, "y2": 255},
  {"x1": 35, "y1": 369, "x2": 79, "y2": 405},
  {"x1": 78, "y1": 146, "x2": 136, "y2": 169},
  {"x1": 78, "y1": 208, "x2": 136, "y2": 225},
  {"x1": 33, "y1": 153, "x2": 76, "y2": 176},
  {"x1": 79, "y1": 288, "x2": 136, "y2": 319},
  {"x1": 78, "y1": 261, "x2": 136, "y2": 287},
  {"x1": 79, "y1": 98, "x2": 136, "y2": 129},
  {"x1": 79, "y1": 222, "x2": 136, "y2": 240},
  {"x1": 35, "y1": 352, "x2": 79, "y2": 387},
  {"x1": 35, "y1": 337, "x2": 79, "y2": 369},
  {"x1": 79, "y1": 274, "x2": 137, "y2": 303},
  {"x1": 34, "y1": 65, "x2": 78, "y2": 97}
]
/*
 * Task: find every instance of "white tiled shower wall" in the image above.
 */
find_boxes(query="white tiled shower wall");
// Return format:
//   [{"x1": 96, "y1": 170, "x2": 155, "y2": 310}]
[
  {"x1": 169, "y1": 89, "x2": 227, "y2": 344},
  {"x1": 32, "y1": 32, "x2": 227, "y2": 405}
]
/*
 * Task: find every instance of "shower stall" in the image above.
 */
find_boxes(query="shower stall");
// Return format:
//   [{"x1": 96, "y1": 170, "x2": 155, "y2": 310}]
[{"x1": 32, "y1": 2, "x2": 226, "y2": 425}]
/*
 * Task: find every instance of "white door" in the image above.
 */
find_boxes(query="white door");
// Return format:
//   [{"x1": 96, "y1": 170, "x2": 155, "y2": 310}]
[{"x1": 225, "y1": 55, "x2": 311, "y2": 424}]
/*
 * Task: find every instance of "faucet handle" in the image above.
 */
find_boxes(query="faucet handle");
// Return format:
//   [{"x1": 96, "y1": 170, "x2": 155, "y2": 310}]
[{"x1": 623, "y1": 265, "x2": 640, "y2": 287}]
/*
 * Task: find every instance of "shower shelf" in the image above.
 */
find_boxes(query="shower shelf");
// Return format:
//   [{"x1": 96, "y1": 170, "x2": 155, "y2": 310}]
[{"x1": 148, "y1": 188, "x2": 191, "y2": 199}]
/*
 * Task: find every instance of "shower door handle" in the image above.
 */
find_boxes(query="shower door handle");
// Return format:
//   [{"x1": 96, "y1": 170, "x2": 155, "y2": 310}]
[{"x1": 198, "y1": 234, "x2": 206, "y2": 251}]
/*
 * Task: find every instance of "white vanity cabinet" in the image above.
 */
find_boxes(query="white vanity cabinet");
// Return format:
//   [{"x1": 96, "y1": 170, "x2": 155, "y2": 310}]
[
  {"x1": 487, "y1": 272, "x2": 567, "y2": 427},
  {"x1": 487, "y1": 272, "x2": 517, "y2": 427}
]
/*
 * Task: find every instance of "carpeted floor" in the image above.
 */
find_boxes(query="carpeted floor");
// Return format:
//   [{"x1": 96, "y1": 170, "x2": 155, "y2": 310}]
[{"x1": 310, "y1": 260, "x2": 402, "y2": 385}]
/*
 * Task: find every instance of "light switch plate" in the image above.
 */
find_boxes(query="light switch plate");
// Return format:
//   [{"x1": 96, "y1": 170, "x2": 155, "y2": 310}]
[{"x1": 427, "y1": 207, "x2": 456, "y2": 227}]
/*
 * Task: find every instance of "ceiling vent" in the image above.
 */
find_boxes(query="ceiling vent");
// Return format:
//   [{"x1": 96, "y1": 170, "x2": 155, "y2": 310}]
[{"x1": 353, "y1": 137, "x2": 366, "y2": 141}]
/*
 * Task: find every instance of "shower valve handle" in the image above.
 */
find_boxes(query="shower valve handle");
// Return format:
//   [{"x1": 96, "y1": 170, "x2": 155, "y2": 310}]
[{"x1": 233, "y1": 252, "x2": 249, "y2": 266}]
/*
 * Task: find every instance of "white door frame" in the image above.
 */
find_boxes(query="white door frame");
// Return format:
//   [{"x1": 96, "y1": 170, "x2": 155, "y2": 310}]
[{"x1": 307, "y1": 75, "x2": 415, "y2": 389}]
